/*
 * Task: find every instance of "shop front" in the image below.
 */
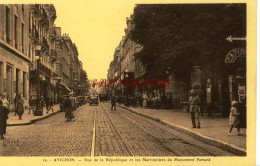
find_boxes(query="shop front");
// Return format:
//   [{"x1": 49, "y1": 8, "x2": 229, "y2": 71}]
[{"x1": 225, "y1": 48, "x2": 246, "y2": 127}]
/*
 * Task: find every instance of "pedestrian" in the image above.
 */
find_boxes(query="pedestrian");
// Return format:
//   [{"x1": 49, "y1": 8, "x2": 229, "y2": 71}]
[
  {"x1": 189, "y1": 89, "x2": 201, "y2": 129},
  {"x1": 64, "y1": 94, "x2": 76, "y2": 121},
  {"x1": 16, "y1": 94, "x2": 24, "y2": 120},
  {"x1": 47, "y1": 98, "x2": 54, "y2": 114},
  {"x1": 40, "y1": 96, "x2": 45, "y2": 112},
  {"x1": 45, "y1": 96, "x2": 50, "y2": 112},
  {"x1": 228, "y1": 101, "x2": 241, "y2": 136},
  {"x1": 14, "y1": 94, "x2": 18, "y2": 116},
  {"x1": 28, "y1": 96, "x2": 34, "y2": 114},
  {"x1": 1, "y1": 95, "x2": 9, "y2": 109},
  {"x1": 111, "y1": 94, "x2": 116, "y2": 111},
  {"x1": 138, "y1": 93, "x2": 143, "y2": 108},
  {"x1": 0, "y1": 100, "x2": 9, "y2": 139},
  {"x1": 142, "y1": 92, "x2": 148, "y2": 108},
  {"x1": 161, "y1": 93, "x2": 167, "y2": 109},
  {"x1": 132, "y1": 94, "x2": 137, "y2": 108}
]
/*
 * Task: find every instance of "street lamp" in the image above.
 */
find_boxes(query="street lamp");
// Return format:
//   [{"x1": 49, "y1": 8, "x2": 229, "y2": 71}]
[{"x1": 34, "y1": 45, "x2": 43, "y2": 116}]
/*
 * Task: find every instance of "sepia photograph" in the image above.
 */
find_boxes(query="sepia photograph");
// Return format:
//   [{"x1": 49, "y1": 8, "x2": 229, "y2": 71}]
[{"x1": 0, "y1": 0, "x2": 256, "y2": 165}]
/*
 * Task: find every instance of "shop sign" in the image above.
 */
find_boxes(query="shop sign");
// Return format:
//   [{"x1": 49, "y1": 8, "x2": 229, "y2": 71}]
[{"x1": 225, "y1": 48, "x2": 246, "y2": 63}]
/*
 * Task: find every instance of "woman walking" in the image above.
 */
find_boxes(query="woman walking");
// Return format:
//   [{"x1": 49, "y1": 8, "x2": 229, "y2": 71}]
[
  {"x1": 0, "y1": 100, "x2": 9, "y2": 139},
  {"x1": 228, "y1": 101, "x2": 241, "y2": 136},
  {"x1": 16, "y1": 94, "x2": 24, "y2": 120}
]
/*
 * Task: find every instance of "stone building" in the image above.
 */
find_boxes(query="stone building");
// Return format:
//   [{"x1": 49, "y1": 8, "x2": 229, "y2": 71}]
[
  {"x1": 107, "y1": 16, "x2": 143, "y2": 97},
  {"x1": 28, "y1": 4, "x2": 57, "y2": 103},
  {"x1": 54, "y1": 28, "x2": 84, "y2": 99},
  {"x1": 0, "y1": 4, "x2": 30, "y2": 109}
]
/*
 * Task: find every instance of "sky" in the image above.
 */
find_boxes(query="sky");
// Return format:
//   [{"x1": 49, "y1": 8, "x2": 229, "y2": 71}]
[{"x1": 54, "y1": 0, "x2": 136, "y2": 80}]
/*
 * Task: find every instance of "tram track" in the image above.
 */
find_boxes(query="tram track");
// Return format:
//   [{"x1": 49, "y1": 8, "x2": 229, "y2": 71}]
[
  {"x1": 99, "y1": 103, "x2": 234, "y2": 156},
  {"x1": 99, "y1": 104, "x2": 176, "y2": 156},
  {"x1": 103, "y1": 110, "x2": 135, "y2": 156},
  {"x1": 90, "y1": 107, "x2": 97, "y2": 156}
]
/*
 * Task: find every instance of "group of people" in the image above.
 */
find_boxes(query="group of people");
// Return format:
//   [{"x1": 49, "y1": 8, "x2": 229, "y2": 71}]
[
  {"x1": 111, "y1": 89, "x2": 242, "y2": 136},
  {"x1": 188, "y1": 89, "x2": 241, "y2": 136},
  {"x1": 28, "y1": 96, "x2": 54, "y2": 115},
  {"x1": 115, "y1": 92, "x2": 172, "y2": 109}
]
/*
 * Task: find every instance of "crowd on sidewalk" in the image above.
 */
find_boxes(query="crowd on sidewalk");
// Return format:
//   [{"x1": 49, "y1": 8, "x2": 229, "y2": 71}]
[
  {"x1": 113, "y1": 89, "x2": 244, "y2": 136},
  {"x1": 116, "y1": 92, "x2": 173, "y2": 109},
  {"x1": 0, "y1": 93, "x2": 56, "y2": 139}
]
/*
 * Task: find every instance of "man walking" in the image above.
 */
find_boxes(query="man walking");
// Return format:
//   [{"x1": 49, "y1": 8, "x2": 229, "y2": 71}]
[
  {"x1": 64, "y1": 94, "x2": 76, "y2": 121},
  {"x1": 16, "y1": 94, "x2": 24, "y2": 120},
  {"x1": 46, "y1": 98, "x2": 54, "y2": 114},
  {"x1": 189, "y1": 89, "x2": 201, "y2": 129},
  {"x1": 111, "y1": 94, "x2": 116, "y2": 111},
  {"x1": 28, "y1": 96, "x2": 34, "y2": 114}
]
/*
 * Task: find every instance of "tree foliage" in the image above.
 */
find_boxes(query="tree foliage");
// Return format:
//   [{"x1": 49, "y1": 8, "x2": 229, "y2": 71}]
[{"x1": 130, "y1": 4, "x2": 246, "y2": 81}]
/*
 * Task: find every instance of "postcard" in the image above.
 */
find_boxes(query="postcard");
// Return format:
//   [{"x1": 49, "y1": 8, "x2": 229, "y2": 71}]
[{"x1": 0, "y1": 0, "x2": 256, "y2": 166}]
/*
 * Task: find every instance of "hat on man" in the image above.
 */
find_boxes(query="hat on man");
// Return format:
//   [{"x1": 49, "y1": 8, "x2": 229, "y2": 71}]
[
  {"x1": 231, "y1": 101, "x2": 237, "y2": 106},
  {"x1": 190, "y1": 89, "x2": 196, "y2": 94}
]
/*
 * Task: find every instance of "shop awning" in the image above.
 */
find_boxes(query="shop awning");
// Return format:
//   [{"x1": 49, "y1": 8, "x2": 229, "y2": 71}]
[{"x1": 58, "y1": 81, "x2": 71, "y2": 92}]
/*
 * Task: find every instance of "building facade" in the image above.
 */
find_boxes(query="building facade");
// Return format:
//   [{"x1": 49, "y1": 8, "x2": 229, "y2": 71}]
[
  {"x1": 0, "y1": 4, "x2": 87, "y2": 111},
  {"x1": 28, "y1": 4, "x2": 57, "y2": 103},
  {"x1": 0, "y1": 4, "x2": 30, "y2": 109}
]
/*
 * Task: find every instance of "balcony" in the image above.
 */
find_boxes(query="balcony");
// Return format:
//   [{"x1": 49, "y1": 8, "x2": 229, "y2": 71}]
[
  {"x1": 38, "y1": 8, "x2": 49, "y2": 29},
  {"x1": 29, "y1": 25, "x2": 39, "y2": 44},
  {"x1": 50, "y1": 49, "x2": 57, "y2": 62},
  {"x1": 42, "y1": 37, "x2": 49, "y2": 50},
  {"x1": 49, "y1": 28, "x2": 56, "y2": 41},
  {"x1": 49, "y1": 5, "x2": 57, "y2": 21},
  {"x1": 39, "y1": 62, "x2": 51, "y2": 77}
]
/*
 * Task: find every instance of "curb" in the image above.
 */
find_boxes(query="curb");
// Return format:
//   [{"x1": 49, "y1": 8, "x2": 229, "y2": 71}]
[
  {"x1": 7, "y1": 110, "x2": 62, "y2": 126},
  {"x1": 117, "y1": 104, "x2": 246, "y2": 156}
]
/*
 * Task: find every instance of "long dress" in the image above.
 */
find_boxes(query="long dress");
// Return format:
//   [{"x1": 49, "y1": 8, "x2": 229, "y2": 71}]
[{"x1": 0, "y1": 106, "x2": 9, "y2": 135}]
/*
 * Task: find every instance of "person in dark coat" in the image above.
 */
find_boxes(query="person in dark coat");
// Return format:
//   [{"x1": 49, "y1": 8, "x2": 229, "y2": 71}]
[
  {"x1": 161, "y1": 93, "x2": 167, "y2": 109},
  {"x1": 0, "y1": 100, "x2": 9, "y2": 139},
  {"x1": 64, "y1": 94, "x2": 75, "y2": 121},
  {"x1": 14, "y1": 94, "x2": 18, "y2": 116},
  {"x1": 46, "y1": 98, "x2": 54, "y2": 114},
  {"x1": 28, "y1": 96, "x2": 34, "y2": 114},
  {"x1": 111, "y1": 94, "x2": 116, "y2": 111},
  {"x1": 16, "y1": 94, "x2": 24, "y2": 120},
  {"x1": 45, "y1": 96, "x2": 50, "y2": 112}
]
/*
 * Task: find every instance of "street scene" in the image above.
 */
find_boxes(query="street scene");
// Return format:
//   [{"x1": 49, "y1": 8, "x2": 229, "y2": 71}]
[{"x1": 0, "y1": 3, "x2": 246, "y2": 157}]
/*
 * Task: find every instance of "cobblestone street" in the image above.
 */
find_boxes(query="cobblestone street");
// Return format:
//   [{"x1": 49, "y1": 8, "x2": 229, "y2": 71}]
[{"x1": 0, "y1": 103, "x2": 236, "y2": 156}]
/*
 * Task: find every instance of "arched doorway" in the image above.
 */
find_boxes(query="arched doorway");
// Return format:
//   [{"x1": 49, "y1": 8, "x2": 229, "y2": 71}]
[{"x1": 225, "y1": 48, "x2": 246, "y2": 127}]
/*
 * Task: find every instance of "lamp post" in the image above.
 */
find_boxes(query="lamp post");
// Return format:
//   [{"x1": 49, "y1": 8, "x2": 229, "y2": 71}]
[{"x1": 34, "y1": 45, "x2": 43, "y2": 116}]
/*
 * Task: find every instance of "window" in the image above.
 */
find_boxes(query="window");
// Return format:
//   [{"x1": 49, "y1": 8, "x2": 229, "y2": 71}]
[
  {"x1": 22, "y1": 23, "x2": 24, "y2": 53},
  {"x1": 5, "y1": 6, "x2": 10, "y2": 43},
  {"x1": 14, "y1": 15, "x2": 18, "y2": 49},
  {"x1": 23, "y1": 72, "x2": 26, "y2": 98},
  {"x1": 29, "y1": 13, "x2": 31, "y2": 34},
  {"x1": 21, "y1": 4, "x2": 24, "y2": 13},
  {"x1": 29, "y1": 44, "x2": 31, "y2": 58}
]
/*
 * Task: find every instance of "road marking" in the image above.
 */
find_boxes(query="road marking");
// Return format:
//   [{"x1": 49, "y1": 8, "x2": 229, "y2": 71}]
[{"x1": 91, "y1": 108, "x2": 96, "y2": 157}]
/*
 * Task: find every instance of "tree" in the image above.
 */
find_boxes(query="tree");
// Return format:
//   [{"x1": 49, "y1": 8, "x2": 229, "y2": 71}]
[
  {"x1": 130, "y1": 4, "x2": 246, "y2": 82},
  {"x1": 80, "y1": 70, "x2": 90, "y2": 94}
]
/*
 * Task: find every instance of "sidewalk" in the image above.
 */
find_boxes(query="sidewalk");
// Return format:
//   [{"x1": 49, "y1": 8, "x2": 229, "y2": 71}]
[
  {"x1": 7, "y1": 104, "x2": 61, "y2": 126},
  {"x1": 117, "y1": 104, "x2": 246, "y2": 156}
]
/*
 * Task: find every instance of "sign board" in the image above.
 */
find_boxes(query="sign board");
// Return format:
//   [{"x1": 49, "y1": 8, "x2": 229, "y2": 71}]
[{"x1": 225, "y1": 48, "x2": 246, "y2": 63}]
